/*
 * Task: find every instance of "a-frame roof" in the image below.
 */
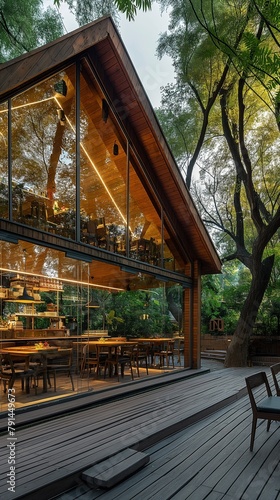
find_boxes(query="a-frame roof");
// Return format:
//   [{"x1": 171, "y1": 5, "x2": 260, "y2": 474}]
[{"x1": 0, "y1": 16, "x2": 221, "y2": 275}]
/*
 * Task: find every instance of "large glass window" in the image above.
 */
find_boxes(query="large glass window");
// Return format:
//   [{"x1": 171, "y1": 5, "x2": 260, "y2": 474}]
[
  {"x1": 0, "y1": 101, "x2": 8, "y2": 219},
  {"x1": 10, "y1": 66, "x2": 76, "y2": 238},
  {"x1": 79, "y1": 61, "x2": 127, "y2": 252},
  {"x1": 0, "y1": 238, "x2": 187, "y2": 412},
  {"x1": 1, "y1": 59, "x2": 187, "y2": 275},
  {"x1": 128, "y1": 162, "x2": 162, "y2": 265},
  {"x1": 163, "y1": 221, "x2": 185, "y2": 273}
]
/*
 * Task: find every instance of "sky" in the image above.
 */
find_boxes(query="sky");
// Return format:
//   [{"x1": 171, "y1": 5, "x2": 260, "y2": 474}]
[{"x1": 47, "y1": 1, "x2": 174, "y2": 108}]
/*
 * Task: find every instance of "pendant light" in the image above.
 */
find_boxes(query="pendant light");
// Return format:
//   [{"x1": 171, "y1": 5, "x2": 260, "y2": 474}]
[{"x1": 17, "y1": 249, "x2": 34, "y2": 301}]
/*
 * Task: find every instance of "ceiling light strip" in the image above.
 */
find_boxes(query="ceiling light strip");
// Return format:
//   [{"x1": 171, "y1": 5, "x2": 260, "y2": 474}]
[
  {"x1": 53, "y1": 96, "x2": 127, "y2": 227},
  {"x1": 0, "y1": 266, "x2": 124, "y2": 292}
]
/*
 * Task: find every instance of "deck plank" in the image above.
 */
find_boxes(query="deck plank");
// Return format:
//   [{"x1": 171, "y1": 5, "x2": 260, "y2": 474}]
[
  {"x1": 51, "y1": 368, "x2": 279, "y2": 500},
  {"x1": 0, "y1": 366, "x2": 275, "y2": 500}
]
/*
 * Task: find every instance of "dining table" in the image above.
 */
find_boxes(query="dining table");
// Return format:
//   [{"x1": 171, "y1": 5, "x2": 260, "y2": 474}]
[{"x1": 1, "y1": 346, "x2": 72, "y2": 393}]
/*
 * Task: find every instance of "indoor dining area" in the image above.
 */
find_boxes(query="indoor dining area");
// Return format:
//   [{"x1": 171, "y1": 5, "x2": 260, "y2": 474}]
[
  {"x1": 0, "y1": 236, "x2": 187, "y2": 412},
  {"x1": 0, "y1": 239, "x2": 186, "y2": 412},
  {"x1": 0, "y1": 332, "x2": 185, "y2": 411}
]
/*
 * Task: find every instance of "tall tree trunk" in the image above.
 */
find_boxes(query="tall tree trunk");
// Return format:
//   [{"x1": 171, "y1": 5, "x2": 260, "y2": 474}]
[{"x1": 225, "y1": 254, "x2": 274, "y2": 367}]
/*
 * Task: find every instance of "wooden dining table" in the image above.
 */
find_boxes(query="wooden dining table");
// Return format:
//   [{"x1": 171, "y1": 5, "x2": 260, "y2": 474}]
[{"x1": 1, "y1": 346, "x2": 71, "y2": 393}]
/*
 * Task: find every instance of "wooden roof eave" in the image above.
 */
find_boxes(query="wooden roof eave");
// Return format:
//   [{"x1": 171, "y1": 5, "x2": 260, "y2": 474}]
[{"x1": 0, "y1": 16, "x2": 114, "y2": 102}]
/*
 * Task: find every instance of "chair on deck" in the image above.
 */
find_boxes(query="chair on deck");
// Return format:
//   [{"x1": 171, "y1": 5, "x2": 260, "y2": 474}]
[
  {"x1": 46, "y1": 349, "x2": 75, "y2": 392},
  {"x1": 270, "y1": 363, "x2": 280, "y2": 396},
  {"x1": 0, "y1": 353, "x2": 36, "y2": 394},
  {"x1": 245, "y1": 371, "x2": 280, "y2": 451}
]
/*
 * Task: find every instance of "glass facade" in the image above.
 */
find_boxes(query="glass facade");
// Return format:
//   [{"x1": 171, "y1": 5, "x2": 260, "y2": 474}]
[
  {"x1": 0, "y1": 238, "x2": 184, "y2": 409},
  {"x1": 9, "y1": 69, "x2": 76, "y2": 235},
  {"x1": 0, "y1": 60, "x2": 184, "y2": 273},
  {"x1": 79, "y1": 61, "x2": 127, "y2": 251},
  {"x1": 0, "y1": 53, "x2": 192, "y2": 411},
  {"x1": 0, "y1": 101, "x2": 8, "y2": 219}
]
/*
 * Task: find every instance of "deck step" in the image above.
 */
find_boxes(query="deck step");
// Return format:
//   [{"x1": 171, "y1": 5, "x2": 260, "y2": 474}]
[
  {"x1": 82, "y1": 448, "x2": 150, "y2": 489},
  {"x1": 201, "y1": 350, "x2": 226, "y2": 361}
]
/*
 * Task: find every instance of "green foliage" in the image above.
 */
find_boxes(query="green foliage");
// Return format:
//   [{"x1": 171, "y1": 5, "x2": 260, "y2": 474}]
[
  {"x1": 0, "y1": 1, "x2": 64, "y2": 62},
  {"x1": 105, "y1": 309, "x2": 124, "y2": 332},
  {"x1": 201, "y1": 261, "x2": 252, "y2": 335},
  {"x1": 54, "y1": 0, "x2": 152, "y2": 23}
]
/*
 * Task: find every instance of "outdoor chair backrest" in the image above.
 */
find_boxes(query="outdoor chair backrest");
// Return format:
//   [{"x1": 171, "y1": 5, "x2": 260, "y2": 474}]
[
  {"x1": 245, "y1": 371, "x2": 280, "y2": 451},
  {"x1": 270, "y1": 363, "x2": 280, "y2": 396}
]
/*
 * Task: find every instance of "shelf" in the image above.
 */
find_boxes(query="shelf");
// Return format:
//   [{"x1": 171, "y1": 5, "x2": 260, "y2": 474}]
[
  {"x1": 9, "y1": 280, "x2": 63, "y2": 292},
  {"x1": 14, "y1": 314, "x2": 65, "y2": 318},
  {"x1": 4, "y1": 299, "x2": 44, "y2": 304}
]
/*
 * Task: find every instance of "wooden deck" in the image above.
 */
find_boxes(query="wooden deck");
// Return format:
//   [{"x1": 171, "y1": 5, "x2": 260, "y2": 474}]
[{"x1": 0, "y1": 365, "x2": 279, "y2": 500}]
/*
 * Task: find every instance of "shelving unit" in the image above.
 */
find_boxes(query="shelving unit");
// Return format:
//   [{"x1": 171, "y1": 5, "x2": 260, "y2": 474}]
[{"x1": 1, "y1": 273, "x2": 65, "y2": 335}]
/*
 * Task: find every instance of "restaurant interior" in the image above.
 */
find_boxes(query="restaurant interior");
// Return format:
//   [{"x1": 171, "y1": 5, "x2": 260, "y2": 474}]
[{"x1": 0, "y1": 241, "x2": 185, "y2": 410}]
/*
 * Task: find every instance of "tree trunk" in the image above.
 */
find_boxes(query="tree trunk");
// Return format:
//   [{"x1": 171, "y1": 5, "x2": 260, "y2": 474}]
[
  {"x1": 166, "y1": 294, "x2": 182, "y2": 331},
  {"x1": 224, "y1": 255, "x2": 274, "y2": 367}
]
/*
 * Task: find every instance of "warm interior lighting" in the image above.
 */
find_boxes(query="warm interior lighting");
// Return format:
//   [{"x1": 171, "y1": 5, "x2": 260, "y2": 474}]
[
  {"x1": 16, "y1": 249, "x2": 34, "y2": 301},
  {"x1": 0, "y1": 97, "x2": 54, "y2": 113},
  {"x1": 16, "y1": 287, "x2": 35, "y2": 302},
  {"x1": 0, "y1": 267, "x2": 124, "y2": 291},
  {"x1": 53, "y1": 97, "x2": 129, "y2": 229}
]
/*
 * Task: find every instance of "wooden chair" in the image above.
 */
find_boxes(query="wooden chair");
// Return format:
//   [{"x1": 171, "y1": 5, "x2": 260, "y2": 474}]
[
  {"x1": 132, "y1": 343, "x2": 149, "y2": 377},
  {"x1": 154, "y1": 340, "x2": 175, "y2": 368},
  {"x1": 104, "y1": 344, "x2": 134, "y2": 381},
  {"x1": 0, "y1": 353, "x2": 36, "y2": 394},
  {"x1": 245, "y1": 371, "x2": 280, "y2": 451},
  {"x1": 46, "y1": 349, "x2": 75, "y2": 392},
  {"x1": 270, "y1": 363, "x2": 280, "y2": 396},
  {"x1": 85, "y1": 218, "x2": 98, "y2": 246},
  {"x1": 80, "y1": 344, "x2": 106, "y2": 379},
  {"x1": 174, "y1": 338, "x2": 184, "y2": 365}
]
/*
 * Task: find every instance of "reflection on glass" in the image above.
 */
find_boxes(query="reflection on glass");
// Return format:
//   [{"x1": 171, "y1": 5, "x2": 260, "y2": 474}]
[
  {"x1": 4, "y1": 58, "x2": 185, "y2": 275},
  {"x1": 0, "y1": 101, "x2": 8, "y2": 219},
  {"x1": 79, "y1": 60, "x2": 127, "y2": 252},
  {"x1": 163, "y1": 222, "x2": 184, "y2": 273},
  {"x1": 10, "y1": 66, "x2": 76, "y2": 238},
  {"x1": 129, "y1": 162, "x2": 162, "y2": 266}
]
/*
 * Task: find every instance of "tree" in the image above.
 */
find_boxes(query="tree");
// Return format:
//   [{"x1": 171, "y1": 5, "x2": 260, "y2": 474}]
[
  {"x1": 0, "y1": 0, "x2": 64, "y2": 62},
  {"x1": 54, "y1": 0, "x2": 152, "y2": 24},
  {"x1": 0, "y1": 0, "x2": 152, "y2": 63},
  {"x1": 156, "y1": 0, "x2": 280, "y2": 366}
]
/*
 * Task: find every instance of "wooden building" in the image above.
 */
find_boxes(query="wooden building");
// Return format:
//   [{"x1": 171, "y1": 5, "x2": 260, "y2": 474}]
[{"x1": 0, "y1": 16, "x2": 221, "y2": 402}]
